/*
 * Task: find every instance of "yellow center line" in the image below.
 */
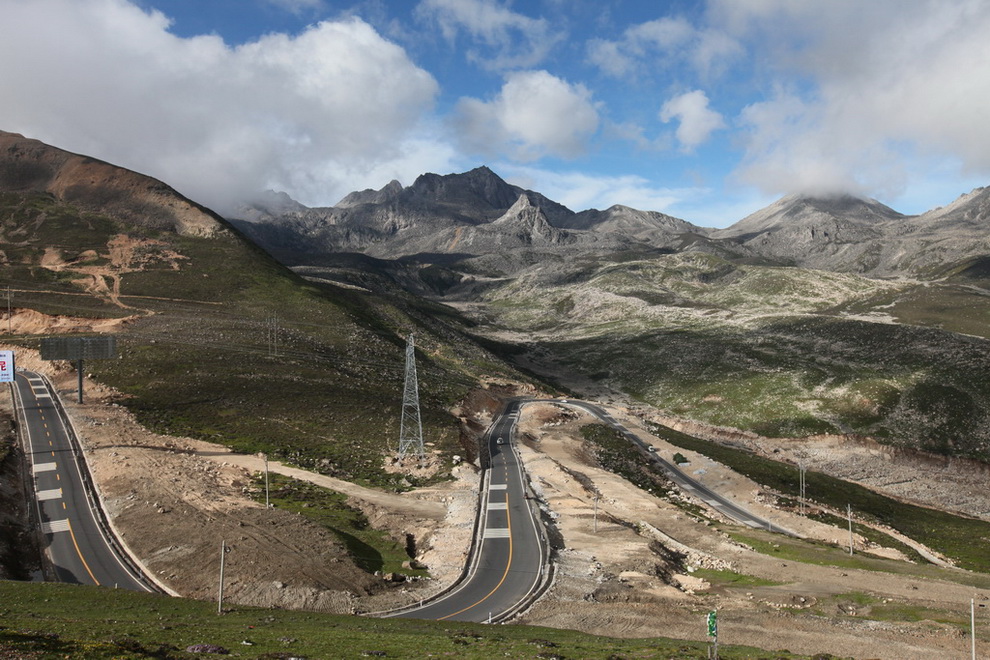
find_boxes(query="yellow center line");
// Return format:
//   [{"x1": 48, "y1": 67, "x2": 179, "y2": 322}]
[
  {"x1": 66, "y1": 519, "x2": 100, "y2": 585},
  {"x1": 438, "y1": 492, "x2": 513, "y2": 621}
]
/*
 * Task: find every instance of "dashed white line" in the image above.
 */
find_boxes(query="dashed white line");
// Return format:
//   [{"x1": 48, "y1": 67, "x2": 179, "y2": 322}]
[
  {"x1": 36, "y1": 488, "x2": 63, "y2": 501},
  {"x1": 483, "y1": 528, "x2": 510, "y2": 539},
  {"x1": 41, "y1": 519, "x2": 71, "y2": 534}
]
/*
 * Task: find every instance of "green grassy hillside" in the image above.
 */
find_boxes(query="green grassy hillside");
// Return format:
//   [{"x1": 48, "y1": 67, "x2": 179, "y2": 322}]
[
  {"x1": 0, "y1": 581, "x2": 825, "y2": 659},
  {"x1": 473, "y1": 252, "x2": 990, "y2": 459},
  {"x1": 1, "y1": 191, "x2": 532, "y2": 489}
]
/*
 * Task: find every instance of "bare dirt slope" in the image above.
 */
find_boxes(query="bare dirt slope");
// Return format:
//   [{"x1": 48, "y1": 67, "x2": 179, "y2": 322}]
[
  {"x1": 3, "y1": 348, "x2": 480, "y2": 612},
  {"x1": 513, "y1": 402, "x2": 988, "y2": 659}
]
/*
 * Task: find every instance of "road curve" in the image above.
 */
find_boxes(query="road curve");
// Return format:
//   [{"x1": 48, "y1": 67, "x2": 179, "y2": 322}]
[
  {"x1": 389, "y1": 399, "x2": 548, "y2": 622},
  {"x1": 561, "y1": 399, "x2": 797, "y2": 536},
  {"x1": 13, "y1": 370, "x2": 155, "y2": 591}
]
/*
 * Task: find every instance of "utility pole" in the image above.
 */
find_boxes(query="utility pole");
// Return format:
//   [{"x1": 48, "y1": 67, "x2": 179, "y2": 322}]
[
  {"x1": 267, "y1": 313, "x2": 280, "y2": 357},
  {"x1": 593, "y1": 494, "x2": 599, "y2": 533},
  {"x1": 264, "y1": 454, "x2": 270, "y2": 509},
  {"x1": 397, "y1": 334, "x2": 425, "y2": 461},
  {"x1": 798, "y1": 462, "x2": 807, "y2": 515},
  {"x1": 6, "y1": 285, "x2": 11, "y2": 335},
  {"x1": 217, "y1": 540, "x2": 227, "y2": 615},
  {"x1": 972, "y1": 597, "x2": 977, "y2": 660},
  {"x1": 847, "y1": 504, "x2": 854, "y2": 555}
]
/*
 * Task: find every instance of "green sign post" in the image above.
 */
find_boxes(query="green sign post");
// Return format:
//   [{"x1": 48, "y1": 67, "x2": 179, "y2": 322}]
[{"x1": 707, "y1": 610, "x2": 718, "y2": 659}]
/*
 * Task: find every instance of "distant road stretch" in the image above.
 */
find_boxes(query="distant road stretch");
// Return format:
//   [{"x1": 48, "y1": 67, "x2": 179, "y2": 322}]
[
  {"x1": 14, "y1": 370, "x2": 154, "y2": 591},
  {"x1": 561, "y1": 399, "x2": 796, "y2": 536},
  {"x1": 389, "y1": 399, "x2": 548, "y2": 622}
]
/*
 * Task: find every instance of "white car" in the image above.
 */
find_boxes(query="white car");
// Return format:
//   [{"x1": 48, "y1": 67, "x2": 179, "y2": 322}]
[{"x1": 496, "y1": 437, "x2": 504, "y2": 445}]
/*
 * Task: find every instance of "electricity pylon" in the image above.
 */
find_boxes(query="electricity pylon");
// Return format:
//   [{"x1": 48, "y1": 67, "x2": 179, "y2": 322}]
[{"x1": 397, "y1": 334, "x2": 425, "y2": 461}]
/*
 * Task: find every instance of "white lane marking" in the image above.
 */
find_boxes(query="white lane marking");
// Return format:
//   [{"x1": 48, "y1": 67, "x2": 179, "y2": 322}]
[
  {"x1": 483, "y1": 528, "x2": 510, "y2": 538},
  {"x1": 41, "y1": 519, "x2": 71, "y2": 534},
  {"x1": 37, "y1": 488, "x2": 63, "y2": 501},
  {"x1": 487, "y1": 502, "x2": 507, "y2": 510},
  {"x1": 489, "y1": 483, "x2": 507, "y2": 490},
  {"x1": 33, "y1": 462, "x2": 58, "y2": 474}
]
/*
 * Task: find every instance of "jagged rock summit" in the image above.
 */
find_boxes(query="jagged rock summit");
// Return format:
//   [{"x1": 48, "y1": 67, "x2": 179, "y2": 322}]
[
  {"x1": 0, "y1": 130, "x2": 225, "y2": 237},
  {"x1": 231, "y1": 166, "x2": 707, "y2": 262}
]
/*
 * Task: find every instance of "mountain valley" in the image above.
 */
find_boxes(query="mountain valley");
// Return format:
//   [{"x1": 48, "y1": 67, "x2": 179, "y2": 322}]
[{"x1": 4, "y1": 131, "x2": 990, "y2": 658}]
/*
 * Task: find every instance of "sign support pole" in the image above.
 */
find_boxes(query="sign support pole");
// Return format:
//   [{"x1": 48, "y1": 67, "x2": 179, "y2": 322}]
[{"x1": 77, "y1": 359, "x2": 84, "y2": 403}]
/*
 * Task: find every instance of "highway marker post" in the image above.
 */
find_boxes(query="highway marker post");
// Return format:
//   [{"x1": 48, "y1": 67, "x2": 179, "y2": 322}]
[{"x1": 706, "y1": 609, "x2": 719, "y2": 659}]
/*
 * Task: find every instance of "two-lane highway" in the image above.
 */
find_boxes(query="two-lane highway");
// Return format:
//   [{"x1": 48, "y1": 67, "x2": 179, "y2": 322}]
[
  {"x1": 14, "y1": 370, "x2": 153, "y2": 590},
  {"x1": 390, "y1": 399, "x2": 547, "y2": 622}
]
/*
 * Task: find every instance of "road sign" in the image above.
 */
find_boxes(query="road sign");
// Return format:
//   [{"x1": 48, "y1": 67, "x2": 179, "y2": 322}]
[
  {"x1": 39, "y1": 336, "x2": 117, "y2": 403},
  {"x1": 707, "y1": 610, "x2": 717, "y2": 637},
  {"x1": 0, "y1": 350, "x2": 14, "y2": 382},
  {"x1": 40, "y1": 336, "x2": 117, "y2": 361}
]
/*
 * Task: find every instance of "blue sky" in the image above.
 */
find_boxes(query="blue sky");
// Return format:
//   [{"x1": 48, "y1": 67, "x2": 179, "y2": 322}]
[{"x1": 2, "y1": 0, "x2": 990, "y2": 226}]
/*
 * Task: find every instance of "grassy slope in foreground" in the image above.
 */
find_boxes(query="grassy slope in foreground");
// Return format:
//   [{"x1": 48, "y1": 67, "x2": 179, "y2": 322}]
[{"x1": 0, "y1": 581, "x2": 832, "y2": 659}]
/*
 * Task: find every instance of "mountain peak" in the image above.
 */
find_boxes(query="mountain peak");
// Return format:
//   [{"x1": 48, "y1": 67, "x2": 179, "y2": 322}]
[
  {"x1": 0, "y1": 130, "x2": 224, "y2": 237},
  {"x1": 407, "y1": 166, "x2": 522, "y2": 217},
  {"x1": 336, "y1": 178, "x2": 403, "y2": 208}
]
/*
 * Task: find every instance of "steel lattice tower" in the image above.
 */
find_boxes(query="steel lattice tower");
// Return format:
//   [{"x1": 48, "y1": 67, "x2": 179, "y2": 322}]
[{"x1": 397, "y1": 334, "x2": 425, "y2": 460}]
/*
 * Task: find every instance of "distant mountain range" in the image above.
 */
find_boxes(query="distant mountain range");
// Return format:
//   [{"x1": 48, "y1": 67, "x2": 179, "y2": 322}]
[{"x1": 232, "y1": 165, "x2": 990, "y2": 281}]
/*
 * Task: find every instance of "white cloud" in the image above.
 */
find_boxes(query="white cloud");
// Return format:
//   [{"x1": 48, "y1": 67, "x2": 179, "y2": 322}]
[
  {"x1": 415, "y1": 0, "x2": 561, "y2": 70},
  {"x1": 716, "y1": 0, "x2": 990, "y2": 198},
  {"x1": 264, "y1": 0, "x2": 324, "y2": 14},
  {"x1": 454, "y1": 70, "x2": 599, "y2": 161},
  {"x1": 499, "y1": 164, "x2": 705, "y2": 215},
  {"x1": 586, "y1": 16, "x2": 740, "y2": 80},
  {"x1": 659, "y1": 90, "x2": 726, "y2": 152},
  {"x1": 0, "y1": 0, "x2": 441, "y2": 213}
]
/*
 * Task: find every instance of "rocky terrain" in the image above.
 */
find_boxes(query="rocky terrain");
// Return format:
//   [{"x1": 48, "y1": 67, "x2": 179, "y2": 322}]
[{"x1": 231, "y1": 167, "x2": 990, "y2": 464}]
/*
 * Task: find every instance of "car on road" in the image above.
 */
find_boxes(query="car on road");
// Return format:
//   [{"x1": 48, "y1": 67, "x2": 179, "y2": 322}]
[{"x1": 496, "y1": 437, "x2": 504, "y2": 444}]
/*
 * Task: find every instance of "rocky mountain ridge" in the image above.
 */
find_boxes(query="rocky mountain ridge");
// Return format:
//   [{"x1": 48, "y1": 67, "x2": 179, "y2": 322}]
[
  {"x1": 233, "y1": 166, "x2": 708, "y2": 264},
  {"x1": 233, "y1": 166, "x2": 990, "y2": 281}
]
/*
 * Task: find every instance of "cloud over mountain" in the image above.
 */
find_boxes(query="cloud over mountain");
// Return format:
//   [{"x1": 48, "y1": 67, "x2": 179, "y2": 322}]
[
  {"x1": 0, "y1": 0, "x2": 442, "y2": 214},
  {"x1": 454, "y1": 71, "x2": 599, "y2": 161},
  {"x1": 721, "y1": 0, "x2": 990, "y2": 198}
]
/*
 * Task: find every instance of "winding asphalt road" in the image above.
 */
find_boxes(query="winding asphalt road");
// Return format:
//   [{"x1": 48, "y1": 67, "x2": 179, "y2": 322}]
[
  {"x1": 390, "y1": 399, "x2": 548, "y2": 622},
  {"x1": 391, "y1": 395, "x2": 795, "y2": 622},
  {"x1": 562, "y1": 399, "x2": 796, "y2": 536},
  {"x1": 14, "y1": 370, "x2": 153, "y2": 591}
]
